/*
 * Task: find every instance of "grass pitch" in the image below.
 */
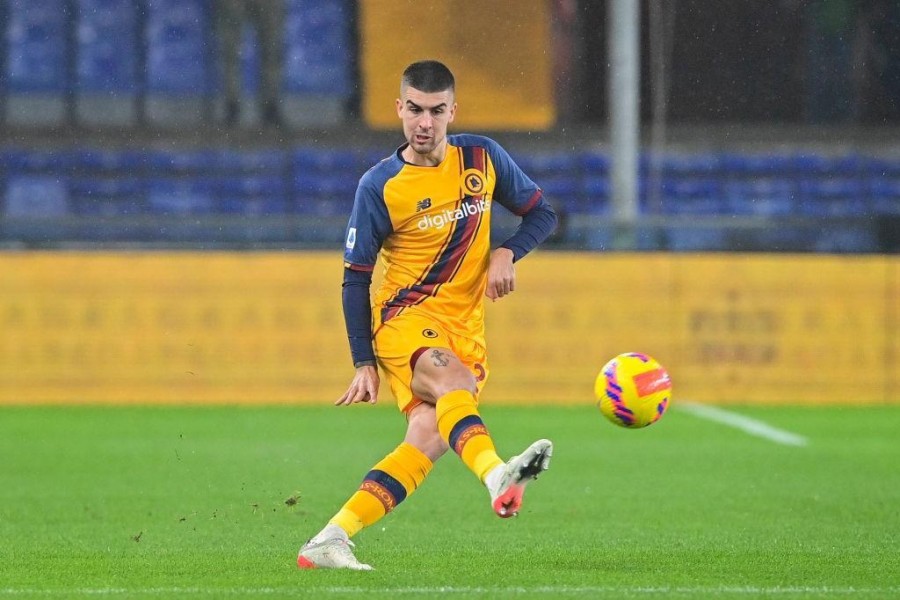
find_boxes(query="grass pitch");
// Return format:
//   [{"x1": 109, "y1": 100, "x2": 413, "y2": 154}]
[{"x1": 1, "y1": 403, "x2": 898, "y2": 599}]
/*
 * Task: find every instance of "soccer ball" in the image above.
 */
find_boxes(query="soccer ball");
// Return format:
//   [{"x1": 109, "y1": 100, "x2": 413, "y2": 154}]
[{"x1": 595, "y1": 352, "x2": 672, "y2": 428}]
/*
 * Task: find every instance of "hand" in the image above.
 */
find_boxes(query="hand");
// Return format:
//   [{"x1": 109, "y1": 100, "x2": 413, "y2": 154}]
[
  {"x1": 485, "y1": 247, "x2": 516, "y2": 301},
  {"x1": 335, "y1": 365, "x2": 379, "y2": 406}
]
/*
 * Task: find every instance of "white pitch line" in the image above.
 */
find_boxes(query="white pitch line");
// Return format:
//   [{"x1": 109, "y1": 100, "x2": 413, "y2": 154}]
[{"x1": 679, "y1": 402, "x2": 809, "y2": 447}]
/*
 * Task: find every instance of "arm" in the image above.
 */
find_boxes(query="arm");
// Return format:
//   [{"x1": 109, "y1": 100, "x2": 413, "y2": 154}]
[
  {"x1": 335, "y1": 266, "x2": 380, "y2": 406},
  {"x1": 486, "y1": 197, "x2": 558, "y2": 300}
]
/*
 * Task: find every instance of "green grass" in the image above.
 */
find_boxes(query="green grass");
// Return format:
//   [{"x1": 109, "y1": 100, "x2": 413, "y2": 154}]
[{"x1": 1, "y1": 404, "x2": 899, "y2": 599}]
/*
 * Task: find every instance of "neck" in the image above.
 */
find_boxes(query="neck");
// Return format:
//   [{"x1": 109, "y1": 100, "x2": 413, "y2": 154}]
[{"x1": 402, "y1": 141, "x2": 446, "y2": 167}]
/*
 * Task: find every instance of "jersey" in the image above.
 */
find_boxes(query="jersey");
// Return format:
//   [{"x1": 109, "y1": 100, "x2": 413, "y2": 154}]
[{"x1": 342, "y1": 134, "x2": 543, "y2": 346}]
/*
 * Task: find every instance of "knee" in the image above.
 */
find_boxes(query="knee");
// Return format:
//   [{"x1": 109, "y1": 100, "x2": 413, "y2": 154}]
[
  {"x1": 406, "y1": 405, "x2": 449, "y2": 461},
  {"x1": 414, "y1": 369, "x2": 477, "y2": 404}
]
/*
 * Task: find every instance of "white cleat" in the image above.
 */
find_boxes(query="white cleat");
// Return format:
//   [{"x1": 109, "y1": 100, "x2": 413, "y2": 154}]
[
  {"x1": 491, "y1": 438, "x2": 553, "y2": 518},
  {"x1": 297, "y1": 538, "x2": 373, "y2": 571}
]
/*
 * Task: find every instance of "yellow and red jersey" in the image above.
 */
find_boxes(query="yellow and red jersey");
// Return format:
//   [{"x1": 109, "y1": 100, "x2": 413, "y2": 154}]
[{"x1": 343, "y1": 134, "x2": 542, "y2": 345}]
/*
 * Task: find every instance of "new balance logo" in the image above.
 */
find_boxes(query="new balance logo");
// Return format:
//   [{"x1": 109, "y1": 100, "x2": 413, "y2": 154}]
[{"x1": 416, "y1": 198, "x2": 432, "y2": 212}]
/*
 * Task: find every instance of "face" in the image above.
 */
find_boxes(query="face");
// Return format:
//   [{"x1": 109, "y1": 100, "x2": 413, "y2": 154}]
[{"x1": 396, "y1": 85, "x2": 456, "y2": 165}]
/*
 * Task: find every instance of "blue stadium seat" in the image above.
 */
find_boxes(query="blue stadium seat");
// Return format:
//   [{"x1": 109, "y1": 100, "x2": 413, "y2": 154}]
[
  {"x1": 723, "y1": 179, "x2": 796, "y2": 216},
  {"x1": 4, "y1": 175, "x2": 69, "y2": 217},
  {"x1": 293, "y1": 172, "x2": 358, "y2": 200},
  {"x1": 220, "y1": 197, "x2": 291, "y2": 216},
  {"x1": 215, "y1": 149, "x2": 288, "y2": 173},
  {"x1": 146, "y1": 177, "x2": 214, "y2": 214},
  {"x1": 658, "y1": 178, "x2": 721, "y2": 215},
  {"x1": 796, "y1": 179, "x2": 866, "y2": 216},
  {"x1": 539, "y1": 177, "x2": 578, "y2": 201},
  {"x1": 69, "y1": 149, "x2": 146, "y2": 173},
  {"x1": 145, "y1": 150, "x2": 218, "y2": 175},
  {"x1": 292, "y1": 147, "x2": 361, "y2": 173},
  {"x1": 144, "y1": 0, "x2": 213, "y2": 125},
  {"x1": 792, "y1": 153, "x2": 861, "y2": 177},
  {"x1": 868, "y1": 178, "x2": 900, "y2": 215},
  {"x1": 720, "y1": 153, "x2": 793, "y2": 176},
  {"x1": 75, "y1": 0, "x2": 138, "y2": 93},
  {"x1": 3, "y1": 0, "x2": 69, "y2": 125},
  {"x1": 212, "y1": 175, "x2": 287, "y2": 199},
  {"x1": 5, "y1": 0, "x2": 68, "y2": 93},
  {"x1": 280, "y1": 0, "x2": 352, "y2": 127},
  {"x1": 579, "y1": 151, "x2": 610, "y2": 175},
  {"x1": 145, "y1": 0, "x2": 213, "y2": 95},
  {"x1": 74, "y1": 0, "x2": 140, "y2": 125},
  {"x1": 863, "y1": 157, "x2": 893, "y2": 177},
  {"x1": 513, "y1": 152, "x2": 577, "y2": 177},
  {"x1": 0, "y1": 148, "x2": 73, "y2": 173},
  {"x1": 657, "y1": 153, "x2": 722, "y2": 177},
  {"x1": 283, "y1": 0, "x2": 352, "y2": 96},
  {"x1": 69, "y1": 176, "x2": 145, "y2": 216}
]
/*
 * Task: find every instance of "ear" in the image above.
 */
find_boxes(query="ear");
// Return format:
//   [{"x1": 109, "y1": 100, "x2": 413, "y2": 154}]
[
  {"x1": 447, "y1": 102, "x2": 458, "y2": 124},
  {"x1": 396, "y1": 98, "x2": 404, "y2": 119}
]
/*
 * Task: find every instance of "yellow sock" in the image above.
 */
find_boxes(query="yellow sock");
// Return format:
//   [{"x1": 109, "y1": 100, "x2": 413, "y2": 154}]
[
  {"x1": 328, "y1": 442, "x2": 432, "y2": 538},
  {"x1": 436, "y1": 389, "x2": 504, "y2": 482}
]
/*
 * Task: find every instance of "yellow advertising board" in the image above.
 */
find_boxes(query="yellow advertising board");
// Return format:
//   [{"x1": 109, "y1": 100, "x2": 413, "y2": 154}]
[
  {"x1": 358, "y1": 0, "x2": 556, "y2": 130},
  {"x1": 0, "y1": 252, "x2": 350, "y2": 404},
  {"x1": 1, "y1": 252, "x2": 897, "y2": 405}
]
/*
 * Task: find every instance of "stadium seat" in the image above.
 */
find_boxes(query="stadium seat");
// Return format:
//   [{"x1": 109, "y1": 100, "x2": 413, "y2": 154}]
[
  {"x1": 0, "y1": 149, "x2": 73, "y2": 173},
  {"x1": 69, "y1": 176, "x2": 145, "y2": 216},
  {"x1": 293, "y1": 172, "x2": 358, "y2": 200},
  {"x1": 292, "y1": 147, "x2": 361, "y2": 173},
  {"x1": 723, "y1": 179, "x2": 796, "y2": 216},
  {"x1": 4, "y1": 175, "x2": 69, "y2": 217},
  {"x1": 868, "y1": 178, "x2": 900, "y2": 215},
  {"x1": 69, "y1": 149, "x2": 146, "y2": 173},
  {"x1": 281, "y1": 0, "x2": 353, "y2": 127},
  {"x1": 796, "y1": 179, "x2": 866, "y2": 216},
  {"x1": 4, "y1": 0, "x2": 69, "y2": 126},
  {"x1": 146, "y1": 177, "x2": 214, "y2": 214},
  {"x1": 144, "y1": 0, "x2": 214, "y2": 126},
  {"x1": 219, "y1": 197, "x2": 291, "y2": 216},
  {"x1": 145, "y1": 150, "x2": 218, "y2": 175},
  {"x1": 74, "y1": 0, "x2": 139, "y2": 126},
  {"x1": 657, "y1": 178, "x2": 722, "y2": 215},
  {"x1": 513, "y1": 152, "x2": 577, "y2": 178},
  {"x1": 579, "y1": 151, "x2": 610, "y2": 176},
  {"x1": 656, "y1": 153, "x2": 722, "y2": 177},
  {"x1": 214, "y1": 149, "x2": 288, "y2": 174}
]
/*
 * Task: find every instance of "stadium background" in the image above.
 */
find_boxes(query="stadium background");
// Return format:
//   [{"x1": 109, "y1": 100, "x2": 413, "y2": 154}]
[{"x1": 0, "y1": 0, "x2": 898, "y2": 406}]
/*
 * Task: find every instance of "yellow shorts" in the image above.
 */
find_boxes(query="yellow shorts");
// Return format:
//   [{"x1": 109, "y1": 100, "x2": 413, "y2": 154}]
[{"x1": 374, "y1": 311, "x2": 489, "y2": 413}]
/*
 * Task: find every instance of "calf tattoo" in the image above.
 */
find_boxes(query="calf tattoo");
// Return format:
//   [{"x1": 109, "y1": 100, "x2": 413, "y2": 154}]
[{"x1": 431, "y1": 349, "x2": 450, "y2": 367}]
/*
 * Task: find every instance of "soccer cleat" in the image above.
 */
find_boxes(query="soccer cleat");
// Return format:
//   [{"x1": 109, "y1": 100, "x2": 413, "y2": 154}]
[
  {"x1": 491, "y1": 438, "x2": 553, "y2": 518},
  {"x1": 297, "y1": 538, "x2": 373, "y2": 571}
]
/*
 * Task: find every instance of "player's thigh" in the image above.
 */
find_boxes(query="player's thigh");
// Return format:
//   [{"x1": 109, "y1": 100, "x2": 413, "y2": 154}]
[
  {"x1": 375, "y1": 312, "x2": 487, "y2": 408},
  {"x1": 374, "y1": 312, "x2": 450, "y2": 411},
  {"x1": 410, "y1": 345, "x2": 476, "y2": 403}
]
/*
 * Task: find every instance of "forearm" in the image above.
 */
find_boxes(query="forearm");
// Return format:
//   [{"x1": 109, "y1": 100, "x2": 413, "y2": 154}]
[
  {"x1": 499, "y1": 198, "x2": 558, "y2": 262},
  {"x1": 342, "y1": 268, "x2": 376, "y2": 367}
]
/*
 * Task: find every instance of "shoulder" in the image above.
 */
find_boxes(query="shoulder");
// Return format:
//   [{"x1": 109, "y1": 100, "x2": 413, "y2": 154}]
[
  {"x1": 448, "y1": 133, "x2": 505, "y2": 153},
  {"x1": 358, "y1": 151, "x2": 405, "y2": 193}
]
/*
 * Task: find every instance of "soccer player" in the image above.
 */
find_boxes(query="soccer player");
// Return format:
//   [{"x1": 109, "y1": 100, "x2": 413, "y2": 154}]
[{"x1": 297, "y1": 60, "x2": 559, "y2": 570}]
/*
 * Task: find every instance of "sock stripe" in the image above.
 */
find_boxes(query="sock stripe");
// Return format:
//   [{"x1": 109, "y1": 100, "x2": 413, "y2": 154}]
[
  {"x1": 359, "y1": 469, "x2": 407, "y2": 513},
  {"x1": 448, "y1": 414, "x2": 489, "y2": 455}
]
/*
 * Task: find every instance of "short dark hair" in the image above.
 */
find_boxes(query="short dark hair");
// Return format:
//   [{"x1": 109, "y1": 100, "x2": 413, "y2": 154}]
[{"x1": 401, "y1": 60, "x2": 455, "y2": 94}]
